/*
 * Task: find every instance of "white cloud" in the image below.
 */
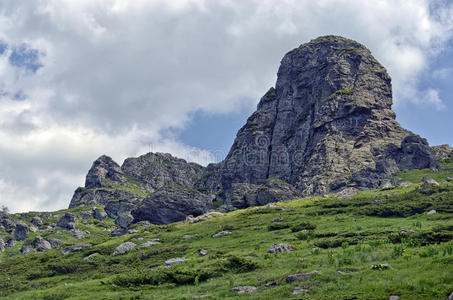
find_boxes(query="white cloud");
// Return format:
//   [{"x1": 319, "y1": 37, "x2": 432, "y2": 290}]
[{"x1": 0, "y1": 0, "x2": 452, "y2": 212}]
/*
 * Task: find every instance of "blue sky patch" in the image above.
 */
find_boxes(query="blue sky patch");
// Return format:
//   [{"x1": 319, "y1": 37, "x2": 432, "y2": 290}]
[
  {"x1": 9, "y1": 44, "x2": 43, "y2": 72},
  {"x1": 0, "y1": 41, "x2": 7, "y2": 55}
]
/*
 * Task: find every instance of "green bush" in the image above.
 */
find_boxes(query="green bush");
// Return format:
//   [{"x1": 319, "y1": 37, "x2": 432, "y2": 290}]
[
  {"x1": 295, "y1": 231, "x2": 310, "y2": 240},
  {"x1": 291, "y1": 222, "x2": 316, "y2": 232},
  {"x1": 267, "y1": 223, "x2": 290, "y2": 231},
  {"x1": 223, "y1": 255, "x2": 258, "y2": 273}
]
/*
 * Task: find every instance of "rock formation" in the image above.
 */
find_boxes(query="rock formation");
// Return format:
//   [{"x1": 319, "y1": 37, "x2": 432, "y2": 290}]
[{"x1": 68, "y1": 35, "x2": 438, "y2": 225}]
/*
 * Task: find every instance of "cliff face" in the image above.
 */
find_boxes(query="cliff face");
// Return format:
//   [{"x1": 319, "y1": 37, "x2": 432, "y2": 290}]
[
  {"x1": 215, "y1": 35, "x2": 436, "y2": 199},
  {"x1": 69, "y1": 35, "x2": 438, "y2": 225}
]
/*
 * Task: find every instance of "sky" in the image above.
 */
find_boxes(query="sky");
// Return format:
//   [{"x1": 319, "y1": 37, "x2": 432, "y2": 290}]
[{"x1": 0, "y1": 0, "x2": 452, "y2": 213}]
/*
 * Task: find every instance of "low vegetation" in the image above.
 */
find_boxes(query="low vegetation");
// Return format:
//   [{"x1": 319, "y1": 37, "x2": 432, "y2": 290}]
[{"x1": 0, "y1": 162, "x2": 452, "y2": 299}]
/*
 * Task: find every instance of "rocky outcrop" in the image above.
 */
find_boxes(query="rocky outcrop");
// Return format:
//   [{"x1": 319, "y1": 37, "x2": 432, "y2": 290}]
[
  {"x1": 122, "y1": 152, "x2": 204, "y2": 192},
  {"x1": 68, "y1": 35, "x2": 439, "y2": 223},
  {"x1": 57, "y1": 212, "x2": 76, "y2": 230},
  {"x1": 13, "y1": 222, "x2": 29, "y2": 241},
  {"x1": 131, "y1": 186, "x2": 212, "y2": 225},
  {"x1": 85, "y1": 155, "x2": 126, "y2": 189},
  {"x1": 432, "y1": 144, "x2": 453, "y2": 160},
  {"x1": 211, "y1": 35, "x2": 437, "y2": 199}
]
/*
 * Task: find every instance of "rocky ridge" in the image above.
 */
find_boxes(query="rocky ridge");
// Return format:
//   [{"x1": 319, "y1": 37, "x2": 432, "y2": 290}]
[{"x1": 66, "y1": 35, "x2": 441, "y2": 227}]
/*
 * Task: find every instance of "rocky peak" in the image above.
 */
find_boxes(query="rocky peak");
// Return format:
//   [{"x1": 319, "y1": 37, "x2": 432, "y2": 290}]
[
  {"x1": 85, "y1": 155, "x2": 126, "y2": 188},
  {"x1": 217, "y1": 35, "x2": 437, "y2": 197}
]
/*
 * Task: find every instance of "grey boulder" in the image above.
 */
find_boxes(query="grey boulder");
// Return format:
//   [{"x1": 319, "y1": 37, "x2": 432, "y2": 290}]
[{"x1": 111, "y1": 242, "x2": 136, "y2": 256}]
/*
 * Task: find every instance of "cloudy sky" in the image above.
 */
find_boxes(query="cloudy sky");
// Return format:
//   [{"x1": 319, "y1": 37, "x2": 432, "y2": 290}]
[{"x1": 0, "y1": 0, "x2": 452, "y2": 213}]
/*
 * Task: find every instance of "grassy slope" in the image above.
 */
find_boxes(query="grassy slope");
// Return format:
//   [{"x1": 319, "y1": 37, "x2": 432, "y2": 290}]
[{"x1": 1, "y1": 162, "x2": 453, "y2": 299}]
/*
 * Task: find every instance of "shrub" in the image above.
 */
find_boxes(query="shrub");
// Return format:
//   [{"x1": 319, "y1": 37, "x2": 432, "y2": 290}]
[
  {"x1": 295, "y1": 231, "x2": 310, "y2": 240},
  {"x1": 291, "y1": 222, "x2": 316, "y2": 232},
  {"x1": 223, "y1": 255, "x2": 258, "y2": 273},
  {"x1": 112, "y1": 265, "x2": 218, "y2": 287},
  {"x1": 267, "y1": 223, "x2": 290, "y2": 231}
]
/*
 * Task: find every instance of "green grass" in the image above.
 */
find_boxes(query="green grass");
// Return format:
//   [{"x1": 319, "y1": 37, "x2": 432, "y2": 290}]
[
  {"x1": 1, "y1": 167, "x2": 453, "y2": 299},
  {"x1": 328, "y1": 88, "x2": 354, "y2": 100}
]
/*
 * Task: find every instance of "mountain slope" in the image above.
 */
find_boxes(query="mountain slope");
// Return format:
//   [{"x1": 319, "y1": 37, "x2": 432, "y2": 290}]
[{"x1": 0, "y1": 161, "x2": 452, "y2": 299}]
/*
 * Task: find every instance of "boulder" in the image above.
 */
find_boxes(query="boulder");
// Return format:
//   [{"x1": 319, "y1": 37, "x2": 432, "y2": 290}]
[
  {"x1": 79, "y1": 209, "x2": 93, "y2": 219},
  {"x1": 132, "y1": 186, "x2": 212, "y2": 225},
  {"x1": 13, "y1": 222, "x2": 29, "y2": 241},
  {"x1": 62, "y1": 244, "x2": 92, "y2": 255},
  {"x1": 93, "y1": 208, "x2": 108, "y2": 220},
  {"x1": 20, "y1": 242, "x2": 34, "y2": 255},
  {"x1": 57, "y1": 212, "x2": 76, "y2": 230},
  {"x1": 71, "y1": 229, "x2": 84, "y2": 239},
  {"x1": 110, "y1": 227, "x2": 129, "y2": 237},
  {"x1": 446, "y1": 177, "x2": 453, "y2": 182},
  {"x1": 115, "y1": 212, "x2": 134, "y2": 228},
  {"x1": 165, "y1": 257, "x2": 186, "y2": 267},
  {"x1": 111, "y1": 242, "x2": 136, "y2": 256},
  {"x1": 230, "y1": 286, "x2": 257, "y2": 294},
  {"x1": 423, "y1": 177, "x2": 439, "y2": 186},
  {"x1": 83, "y1": 253, "x2": 99, "y2": 260},
  {"x1": 33, "y1": 236, "x2": 52, "y2": 252},
  {"x1": 271, "y1": 218, "x2": 284, "y2": 223},
  {"x1": 200, "y1": 249, "x2": 208, "y2": 256},
  {"x1": 268, "y1": 243, "x2": 293, "y2": 254},
  {"x1": 286, "y1": 271, "x2": 322, "y2": 283},
  {"x1": 6, "y1": 239, "x2": 16, "y2": 248},
  {"x1": 427, "y1": 210, "x2": 437, "y2": 215},
  {"x1": 212, "y1": 231, "x2": 232, "y2": 238},
  {"x1": 182, "y1": 234, "x2": 198, "y2": 240},
  {"x1": 0, "y1": 237, "x2": 5, "y2": 252},
  {"x1": 31, "y1": 216, "x2": 43, "y2": 227},
  {"x1": 431, "y1": 144, "x2": 453, "y2": 160},
  {"x1": 138, "y1": 239, "x2": 161, "y2": 248}
]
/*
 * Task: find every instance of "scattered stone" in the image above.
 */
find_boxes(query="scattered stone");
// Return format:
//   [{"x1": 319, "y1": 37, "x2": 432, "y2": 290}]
[
  {"x1": 381, "y1": 181, "x2": 393, "y2": 189},
  {"x1": 71, "y1": 229, "x2": 84, "y2": 239},
  {"x1": 57, "y1": 212, "x2": 76, "y2": 230},
  {"x1": 447, "y1": 292, "x2": 453, "y2": 300},
  {"x1": 138, "y1": 239, "x2": 161, "y2": 248},
  {"x1": 199, "y1": 249, "x2": 208, "y2": 256},
  {"x1": 115, "y1": 212, "x2": 134, "y2": 228},
  {"x1": 286, "y1": 271, "x2": 322, "y2": 283},
  {"x1": 446, "y1": 177, "x2": 453, "y2": 182},
  {"x1": 79, "y1": 210, "x2": 93, "y2": 219},
  {"x1": 334, "y1": 188, "x2": 358, "y2": 199},
  {"x1": 111, "y1": 227, "x2": 129, "y2": 237},
  {"x1": 33, "y1": 236, "x2": 52, "y2": 252},
  {"x1": 427, "y1": 210, "x2": 437, "y2": 215},
  {"x1": 13, "y1": 222, "x2": 29, "y2": 241},
  {"x1": 271, "y1": 218, "x2": 285, "y2": 223},
  {"x1": 371, "y1": 263, "x2": 390, "y2": 270},
  {"x1": 21, "y1": 242, "x2": 34, "y2": 255},
  {"x1": 93, "y1": 208, "x2": 108, "y2": 221},
  {"x1": 182, "y1": 234, "x2": 198, "y2": 240},
  {"x1": 46, "y1": 238, "x2": 62, "y2": 248},
  {"x1": 190, "y1": 212, "x2": 224, "y2": 223},
  {"x1": 62, "y1": 244, "x2": 92, "y2": 255},
  {"x1": 212, "y1": 231, "x2": 232, "y2": 238},
  {"x1": 83, "y1": 253, "x2": 99, "y2": 260},
  {"x1": 0, "y1": 237, "x2": 5, "y2": 252},
  {"x1": 111, "y1": 242, "x2": 136, "y2": 256},
  {"x1": 267, "y1": 243, "x2": 293, "y2": 254},
  {"x1": 191, "y1": 294, "x2": 208, "y2": 299},
  {"x1": 135, "y1": 237, "x2": 144, "y2": 241},
  {"x1": 399, "y1": 181, "x2": 412, "y2": 188},
  {"x1": 423, "y1": 177, "x2": 439, "y2": 186},
  {"x1": 292, "y1": 286, "x2": 310, "y2": 295},
  {"x1": 165, "y1": 257, "x2": 186, "y2": 267},
  {"x1": 336, "y1": 269, "x2": 360, "y2": 275},
  {"x1": 389, "y1": 295, "x2": 399, "y2": 300},
  {"x1": 399, "y1": 229, "x2": 415, "y2": 234},
  {"x1": 230, "y1": 286, "x2": 257, "y2": 294},
  {"x1": 6, "y1": 239, "x2": 16, "y2": 248},
  {"x1": 31, "y1": 216, "x2": 43, "y2": 227},
  {"x1": 265, "y1": 281, "x2": 279, "y2": 287}
]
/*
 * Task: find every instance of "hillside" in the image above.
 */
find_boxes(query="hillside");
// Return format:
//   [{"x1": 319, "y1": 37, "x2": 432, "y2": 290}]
[{"x1": 1, "y1": 159, "x2": 452, "y2": 299}]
